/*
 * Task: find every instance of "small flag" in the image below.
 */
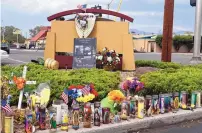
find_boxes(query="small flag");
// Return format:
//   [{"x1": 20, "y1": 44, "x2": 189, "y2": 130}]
[
  {"x1": 77, "y1": 4, "x2": 87, "y2": 9},
  {"x1": 81, "y1": 85, "x2": 90, "y2": 95},
  {"x1": 61, "y1": 89, "x2": 69, "y2": 104},
  {"x1": 1, "y1": 99, "x2": 12, "y2": 113}
]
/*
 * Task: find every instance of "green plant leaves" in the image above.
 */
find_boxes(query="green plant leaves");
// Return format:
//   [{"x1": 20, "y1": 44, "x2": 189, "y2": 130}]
[{"x1": 2, "y1": 63, "x2": 120, "y2": 106}]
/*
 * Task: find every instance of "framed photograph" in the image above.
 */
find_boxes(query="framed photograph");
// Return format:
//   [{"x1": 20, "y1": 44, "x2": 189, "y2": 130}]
[{"x1": 73, "y1": 38, "x2": 96, "y2": 69}]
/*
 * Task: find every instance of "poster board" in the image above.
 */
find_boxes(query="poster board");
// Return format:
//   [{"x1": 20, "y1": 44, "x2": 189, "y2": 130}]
[{"x1": 73, "y1": 38, "x2": 96, "y2": 69}]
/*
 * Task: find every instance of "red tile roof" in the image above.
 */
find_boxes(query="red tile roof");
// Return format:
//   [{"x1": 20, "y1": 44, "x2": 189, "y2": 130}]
[{"x1": 30, "y1": 30, "x2": 47, "y2": 42}]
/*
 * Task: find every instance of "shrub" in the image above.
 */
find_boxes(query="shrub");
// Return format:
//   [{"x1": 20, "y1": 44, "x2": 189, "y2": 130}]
[
  {"x1": 1, "y1": 63, "x2": 121, "y2": 106},
  {"x1": 155, "y1": 35, "x2": 194, "y2": 52},
  {"x1": 155, "y1": 35, "x2": 163, "y2": 48},
  {"x1": 135, "y1": 60, "x2": 182, "y2": 69},
  {"x1": 139, "y1": 67, "x2": 202, "y2": 96}
]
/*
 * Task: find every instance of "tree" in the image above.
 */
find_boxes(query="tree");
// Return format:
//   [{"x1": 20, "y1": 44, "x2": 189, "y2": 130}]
[
  {"x1": 1, "y1": 26, "x2": 26, "y2": 43},
  {"x1": 29, "y1": 26, "x2": 44, "y2": 37},
  {"x1": 155, "y1": 35, "x2": 163, "y2": 48}
]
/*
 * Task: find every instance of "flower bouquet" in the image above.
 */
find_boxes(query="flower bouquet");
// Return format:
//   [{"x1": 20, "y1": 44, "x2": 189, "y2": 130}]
[
  {"x1": 120, "y1": 77, "x2": 144, "y2": 96},
  {"x1": 96, "y1": 47, "x2": 121, "y2": 71},
  {"x1": 61, "y1": 84, "x2": 98, "y2": 106},
  {"x1": 101, "y1": 90, "x2": 125, "y2": 114}
]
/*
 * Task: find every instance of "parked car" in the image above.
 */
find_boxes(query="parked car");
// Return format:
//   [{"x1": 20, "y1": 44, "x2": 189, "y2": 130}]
[
  {"x1": 1, "y1": 43, "x2": 10, "y2": 54},
  {"x1": 29, "y1": 44, "x2": 35, "y2": 49},
  {"x1": 20, "y1": 44, "x2": 26, "y2": 49},
  {"x1": 0, "y1": 49, "x2": 9, "y2": 59}
]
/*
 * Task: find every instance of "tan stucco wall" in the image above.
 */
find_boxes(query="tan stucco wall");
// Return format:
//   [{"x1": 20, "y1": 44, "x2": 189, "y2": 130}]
[
  {"x1": 45, "y1": 20, "x2": 135, "y2": 70},
  {"x1": 133, "y1": 39, "x2": 155, "y2": 52}
]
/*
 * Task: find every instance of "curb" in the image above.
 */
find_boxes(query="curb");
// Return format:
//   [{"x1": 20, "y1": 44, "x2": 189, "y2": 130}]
[
  {"x1": 10, "y1": 49, "x2": 44, "y2": 52},
  {"x1": 36, "y1": 108, "x2": 202, "y2": 133}
]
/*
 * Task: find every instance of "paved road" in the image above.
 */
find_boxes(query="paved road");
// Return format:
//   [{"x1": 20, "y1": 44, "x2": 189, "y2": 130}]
[
  {"x1": 1, "y1": 50, "x2": 202, "y2": 66},
  {"x1": 135, "y1": 53, "x2": 202, "y2": 64},
  {"x1": 137, "y1": 119, "x2": 202, "y2": 133},
  {"x1": 1, "y1": 49, "x2": 44, "y2": 66}
]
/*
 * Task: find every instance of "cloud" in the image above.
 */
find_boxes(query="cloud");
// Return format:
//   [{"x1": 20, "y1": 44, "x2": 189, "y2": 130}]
[
  {"x1": 122, "y1": 11, "x2": 163, "y2": 17},
  {"x1": 1, "y1": 0, "x2": 111, "y2": 14},
  {"x1": 132, "y1": 24, "x2": 193, "y2": 33}
]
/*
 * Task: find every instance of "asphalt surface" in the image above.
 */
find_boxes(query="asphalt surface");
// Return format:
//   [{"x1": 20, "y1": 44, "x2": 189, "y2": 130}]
[
  {"x1": 138, "y1": 119, "x2": 202, "y2": 133},
  {"x1": 1, "y1": 49, "x2": 44, "y2": 66},
  {"x1": 135, "y1": 53, "x2": 202, "y2": 64},
  {"x1": 1, "y1": 50, "x2": 201, "y2": 66}
]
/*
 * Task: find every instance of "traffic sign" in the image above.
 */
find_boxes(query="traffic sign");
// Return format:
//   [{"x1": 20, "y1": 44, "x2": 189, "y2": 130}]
[
  {"x1": 190, "y1": 0, "x2": 196, "y2": 6},
  {"x1": 13, "y1": 29, "x2": 21, "y2": 34}
]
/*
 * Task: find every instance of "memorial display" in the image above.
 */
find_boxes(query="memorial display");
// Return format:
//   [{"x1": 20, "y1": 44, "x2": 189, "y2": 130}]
[{"x1": 1, "y1": 72, "x2": 202, "y2": 132}]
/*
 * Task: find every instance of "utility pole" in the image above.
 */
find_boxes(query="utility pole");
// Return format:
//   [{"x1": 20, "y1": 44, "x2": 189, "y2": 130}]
[
  {"x1": 161, "y1": 0, "x2": 175, "y2": 62},
  {"x1": 1, "y1": 20, "x2": 5, "y2": 41},
  {"x1": 190, "y1": 0, "x2": 202, "y2": 64}
]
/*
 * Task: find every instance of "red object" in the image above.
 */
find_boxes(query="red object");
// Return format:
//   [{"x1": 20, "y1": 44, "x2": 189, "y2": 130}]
[
  {"x1": 55, "y1": 55, "x2": 73, "y2": 69},
  {"x1": 30, "y1": 27, "x2": 51, "y2": 42},
  {"x1": 68, "y1": 85, "x2": 76, "y2": 90},
  {"x1": 31, "y1": 30, "x2": 47, "y2": 42},
  {"x1": 77, "y1": 85, "x2": 84, "y2": 89},
  {"x1": 91, "y1": 89, "x2": 98, "y2": 97},
  {"x1": 47, "y1": 8, "x2": 134, "y2": 22}
]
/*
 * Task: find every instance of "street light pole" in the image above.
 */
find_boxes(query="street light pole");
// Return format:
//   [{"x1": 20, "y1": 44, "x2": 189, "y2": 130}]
[
  {"x1": 1, "y1": 20, "x2": 5, "y2": 41},
  {"x1": 190, "y1": 0, "x2": 202, "y2": 64}
]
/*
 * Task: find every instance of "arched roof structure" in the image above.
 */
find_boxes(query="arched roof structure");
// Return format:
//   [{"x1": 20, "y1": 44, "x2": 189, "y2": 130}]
[{"x1": 47, "y1": 8, "x2": 134, "y2": 22}]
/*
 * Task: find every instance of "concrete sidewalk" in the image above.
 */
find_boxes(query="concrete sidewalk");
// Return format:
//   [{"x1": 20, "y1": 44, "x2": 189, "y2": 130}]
[{"x1": 37, "y1": 108, "x2": 202, "y2": 133}]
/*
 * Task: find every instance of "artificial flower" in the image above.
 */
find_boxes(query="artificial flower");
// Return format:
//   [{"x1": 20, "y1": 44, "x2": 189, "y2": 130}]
[
  {"x1": 110, "y1": 50, "x2": 115, "y2": 53},
  {"x1": 68, "y1": 85, "x2": 76, "y2": 90},
  {"x1": 97, "y1": 55, "x2": 103, "y2": 60},
  {"x1": 116, "y1": 57, "x2": 120, "y2": 62},
  {"x1": 107, "y1": 57, "x2": 112, "y2": 62},
  {"x1": 108, "y1": 90, "x2": 125, "y2": 103},
  {"x1": 77, "y1": 85, "x2": 84, "y2": 89},
  {"x1": 76, "y1": 94, "x2": 95, "y2": 103}
]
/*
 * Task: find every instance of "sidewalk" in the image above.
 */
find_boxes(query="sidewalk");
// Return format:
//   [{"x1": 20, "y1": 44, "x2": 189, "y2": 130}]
[
  {"x1": 36, "y1": 108, "x2": 202, "y2": 133},
  {"x1": 10, "y1": 49, "x2": 44, "y2": 52}
]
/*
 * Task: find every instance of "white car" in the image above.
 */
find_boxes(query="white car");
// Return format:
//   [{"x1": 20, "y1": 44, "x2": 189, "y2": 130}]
[{"x1": 1, "y1": 50, "x2": 9, "y2": 59}]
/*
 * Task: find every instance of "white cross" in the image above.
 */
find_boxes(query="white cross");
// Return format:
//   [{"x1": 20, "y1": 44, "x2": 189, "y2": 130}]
[{"x1": 9, "y1": 66, "x2": 36, "y2": 109}]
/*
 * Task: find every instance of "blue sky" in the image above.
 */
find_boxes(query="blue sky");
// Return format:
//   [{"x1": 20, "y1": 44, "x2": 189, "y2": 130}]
[{"x1": 1, "y1": 0, "x2": 195, "y2": 37}]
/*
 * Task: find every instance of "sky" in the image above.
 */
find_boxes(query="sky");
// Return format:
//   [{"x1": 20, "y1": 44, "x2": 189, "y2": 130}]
[{"x1": 1, "y1": 0, "x2": 196, "y2": 38}]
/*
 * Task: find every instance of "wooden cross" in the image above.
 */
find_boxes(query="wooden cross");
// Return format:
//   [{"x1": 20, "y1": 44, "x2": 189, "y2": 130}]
[{"x1": 9, "y1": 66, "x2": 36, "y2": 109}]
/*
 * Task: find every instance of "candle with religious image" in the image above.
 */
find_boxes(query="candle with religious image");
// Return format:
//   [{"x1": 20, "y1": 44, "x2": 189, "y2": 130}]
[
  {"x1": 72, "y1": 105, "x2": 80, "y2": 130},
  {"x1": 83, "y1": 102, "x2": 92, "y2": 128},
  {"x1": 94, "y1": 102, "x2": 101, "y2": 126},
  {"x1": 137, "y1": 97, "x2": 145, "y2": 119},
  {"x1": 39, "y1": 106, "x2": 46, "y2": 130}
]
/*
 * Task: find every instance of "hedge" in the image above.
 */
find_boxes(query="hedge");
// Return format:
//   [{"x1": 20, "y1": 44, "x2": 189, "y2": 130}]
[
  {"x1": 155, "y1": 35, "x2": 194, "y2": 52},
  {"x1": 138, "y1": 60, "x2": 202, "y2": 96},
  {"x1": 1, "y1": 63, "x2": 121, "y2": 106},
  {"x1": 135, "y1": 60, "x2": 182, "y2": 69}
]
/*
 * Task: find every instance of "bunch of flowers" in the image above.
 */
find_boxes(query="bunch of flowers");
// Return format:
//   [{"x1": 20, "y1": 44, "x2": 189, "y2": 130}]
[
  {"x1": 96, "y1": 47, "x2": 121, "y2": 70},
  {"x1": 101, "y1": 90, "x2": 125, "y2": 114},
  {"x1": 67, "y1": 84, "x2": 98, "y2": 104},
  {"x1": 76, "y1": 94, "x2": 95, "y2": 103},
  {"x1": 108, "y1": 90, "x2": 125, "y2": 103},
  {"x1": 120, "y1": 77, "x2": 144, "y2": 96}
]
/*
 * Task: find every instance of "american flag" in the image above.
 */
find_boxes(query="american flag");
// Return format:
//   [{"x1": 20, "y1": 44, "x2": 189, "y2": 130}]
[
  {"x1": 81, "y1": 85, "x2": 90, "y2": 95},
  {"x1": 1, "y1": 99, "x2": 12, "y2": 113},
  {"x1": 77, "y1": 4, "x2": 87, "y2": 9},
  {"x1": 61, "y1": 89, "x2": 69, "y2": 104}
]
